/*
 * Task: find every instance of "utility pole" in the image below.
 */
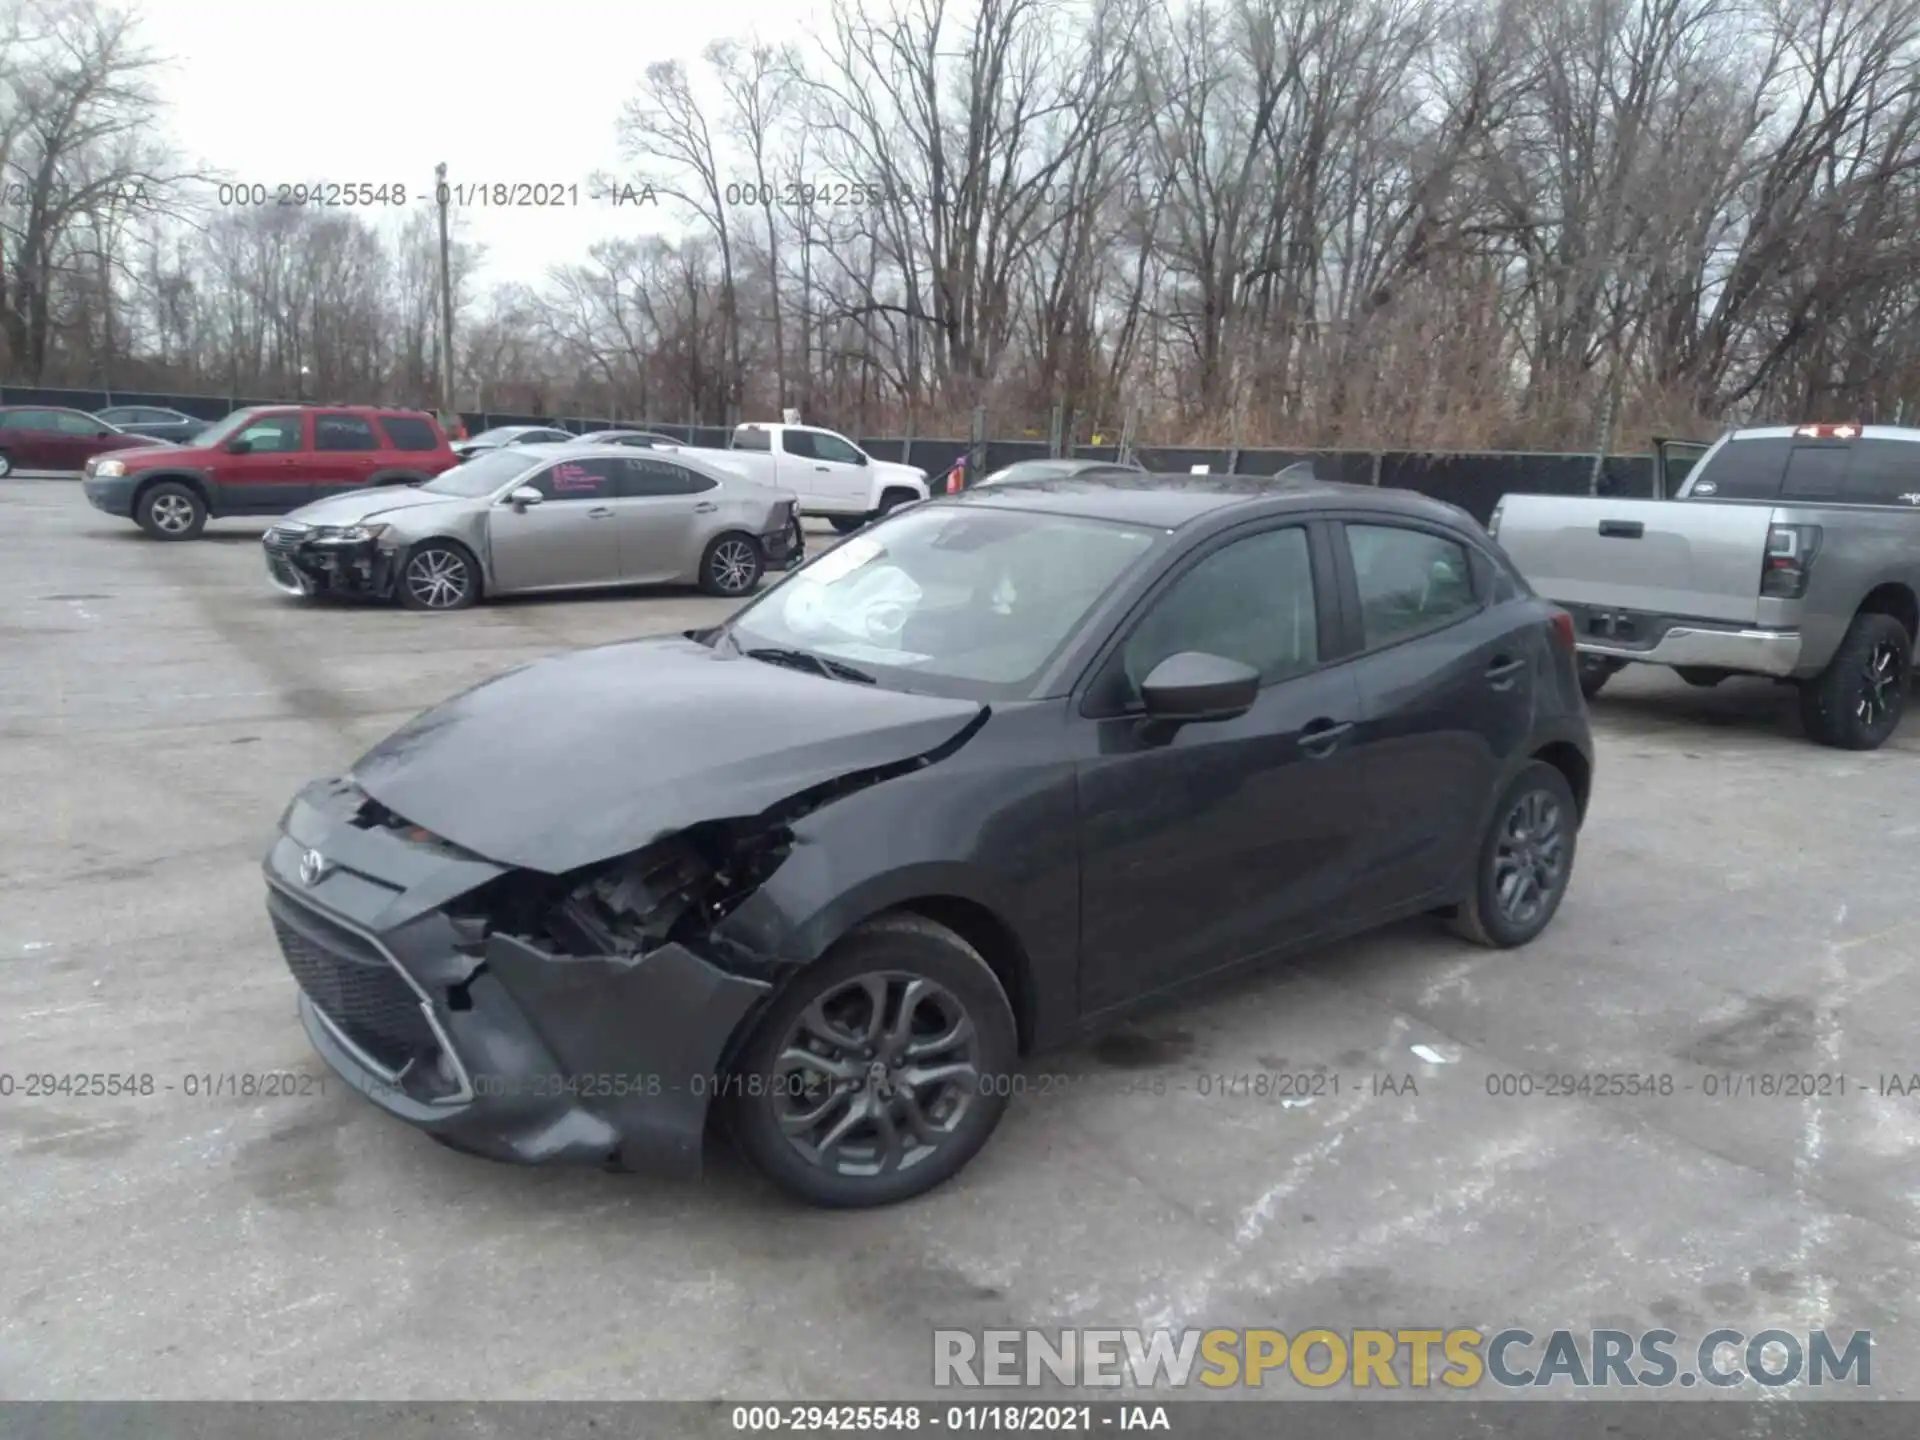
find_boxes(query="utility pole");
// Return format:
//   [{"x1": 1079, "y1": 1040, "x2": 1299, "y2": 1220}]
[{"x1": 435, "y1": 163, "x2": 456, "y2": 418}]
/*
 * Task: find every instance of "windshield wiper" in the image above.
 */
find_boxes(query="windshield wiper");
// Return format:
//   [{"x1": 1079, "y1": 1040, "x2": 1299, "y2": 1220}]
[{"x1": 743, "y1": 646, "x2": 876, "y2": 685}]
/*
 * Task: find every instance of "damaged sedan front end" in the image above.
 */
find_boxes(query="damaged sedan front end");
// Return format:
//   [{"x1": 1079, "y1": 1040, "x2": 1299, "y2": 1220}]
[
  {"x1": 262, "y1": 520, "x2": 398, "y2": 599},
  {"x1": 263, "y1": 635, "x2": 996, "y2": 1178}
]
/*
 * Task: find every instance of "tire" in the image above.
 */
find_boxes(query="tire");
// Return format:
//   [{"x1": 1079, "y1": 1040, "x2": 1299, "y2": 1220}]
[
  {"x1": 828, "y1": 517, "x2": 866, "y2": 535},
  {"x1": 1577, "y1": 654, "x2": 1618, "y2": 700},
  {"x1": 699, "y1": 531, "x2": 764, "y2": 597},
  {"x1": 135, "y1": 480, "x2": 207, "y2": 540},
  {"x1": 1674, "y1": 667, "x2": 1726, "y2": 688},
  {"x1": 0, "y1": 450, "x2": 13, "y2": 478},
  {"x1": 1448, "y1": 760, "x2": 1580, "y2": 949},
  {"x1": 876, "y1": 488, "x2": 917, "y2": 517},
  {"x1": 396, "y1": 540, "x2": 480, "y2": 611},
  {"x1": 727, "y1": 914, "x2": 1018, "y2": 1208},
  {"x1": 1797, "y1": 611, "x2": 1911, "y2": 750}
]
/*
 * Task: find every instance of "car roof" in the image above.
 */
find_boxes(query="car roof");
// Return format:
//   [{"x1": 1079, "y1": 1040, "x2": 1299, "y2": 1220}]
[{"x1": 945, "y1": 470, "x2": 1472, "y2": 530}]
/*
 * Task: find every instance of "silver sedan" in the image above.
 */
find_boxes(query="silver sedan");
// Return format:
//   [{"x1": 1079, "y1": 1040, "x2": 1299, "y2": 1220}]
[{"x1": 259, "y1": 444, "x2": 804, "y2": 611}]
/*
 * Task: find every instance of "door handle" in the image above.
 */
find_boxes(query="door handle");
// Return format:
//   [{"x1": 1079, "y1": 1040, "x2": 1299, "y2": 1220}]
[
  {"x1": 693, "y1": 501, "x2": 718, "y2": 513},
  {"x1": 1597, "y1": 519, "x2": 1643, "y2": 539},
  {"x1": 587, "y1": 506, "x2": 614, "y2": 518},
  {"x1": 814, "y1": 465, "x2": 830, "y2": 473},
  {"x1": 1486, "y1": 656, "x2": 1526, "y2": 689},
  {"x1": 1297, "y1": 719, "x2": 1353, "y2": 757}
]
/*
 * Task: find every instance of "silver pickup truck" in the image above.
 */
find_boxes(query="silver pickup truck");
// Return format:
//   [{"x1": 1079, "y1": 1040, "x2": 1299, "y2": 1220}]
[{"x1": 1490, "y1": 424, "x2": 1920, "y2": 750}]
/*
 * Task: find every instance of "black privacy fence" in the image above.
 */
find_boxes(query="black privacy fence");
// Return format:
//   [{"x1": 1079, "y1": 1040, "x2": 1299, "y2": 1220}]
[{"x1": 4, "y1": 386, "x2": 1663, "y2": 525}]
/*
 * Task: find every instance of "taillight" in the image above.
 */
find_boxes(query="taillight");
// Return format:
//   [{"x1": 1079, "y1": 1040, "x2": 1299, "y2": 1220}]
[
  {"x1": 1487, "y1": 499, "x2": 1505, "y2": 540},
  {"x1": 1549, "y1": 609, "x2": 1575, "y2": 649},
  {"x1": 1761, "y1": 523, "x2": 1822, "y2": 599}
]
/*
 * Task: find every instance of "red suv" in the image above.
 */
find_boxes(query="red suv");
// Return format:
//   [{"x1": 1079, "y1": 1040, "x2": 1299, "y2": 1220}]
[
  {"x1": 80, "y1": 406, "x2": 460, "y2": 540},
  {"x1": 0, "y1": 405, "x2": 162, "y2": 475}
]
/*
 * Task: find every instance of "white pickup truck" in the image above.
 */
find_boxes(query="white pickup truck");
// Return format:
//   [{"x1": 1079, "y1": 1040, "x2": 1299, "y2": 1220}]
[{"x1": 678, "y1": 423, "x2": 930, "y2": 533}]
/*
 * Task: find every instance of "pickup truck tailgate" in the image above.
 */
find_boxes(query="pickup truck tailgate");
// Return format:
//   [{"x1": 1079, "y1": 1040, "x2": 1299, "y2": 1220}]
[{"x1": 1493, "y1": 495, "x2": 1774, "y2": 626}]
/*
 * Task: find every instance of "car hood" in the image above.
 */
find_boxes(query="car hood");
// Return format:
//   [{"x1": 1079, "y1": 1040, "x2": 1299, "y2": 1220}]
[
  {"x1": 349, "y1": 636, "x2": 987, "y2": 873},
  {"x1": 283, "y1": 488, "x2": 463, "y2": 526},
  {"x1": 102, "y1": 441, "x2": 187, "y2": 463}
]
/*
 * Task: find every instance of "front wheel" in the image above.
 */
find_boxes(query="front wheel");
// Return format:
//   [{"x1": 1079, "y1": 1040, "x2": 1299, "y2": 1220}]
[
  {"x1": 727, "y1": 915, "x2": 1018, "y2": 1208},
  {"x1": 1798, "y1": 612, "x2": 1911, "y2": 750},
  {"x1": 1448, "y1": 761, "x2": 1580, "y2": 949},
  {"x1": 0, "y1": 450, "x2": 13, "y2": 478},
  {"x1": 397, "y1": 540, "x2": 480, "y2": 611},
  {"x1": 135, "y1": 481, "x2": 208, "y2": 540}
]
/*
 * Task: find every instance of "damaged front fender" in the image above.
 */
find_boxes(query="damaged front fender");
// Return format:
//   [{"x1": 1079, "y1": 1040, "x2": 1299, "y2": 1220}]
[{"x1": 479, "y1": 934, "x2": 771, "y2": 1174}]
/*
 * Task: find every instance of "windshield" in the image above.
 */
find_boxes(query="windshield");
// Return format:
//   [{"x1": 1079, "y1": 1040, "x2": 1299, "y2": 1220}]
[
  {"x1": 723, "y1": 503, "x2": 1161, "y2": 696},
  {"x1": 190, "y1": 409, "x2": 265, "y2": 447},
  {"x1": 421, "y1": 448, "x2": 546, "y2": 497}
]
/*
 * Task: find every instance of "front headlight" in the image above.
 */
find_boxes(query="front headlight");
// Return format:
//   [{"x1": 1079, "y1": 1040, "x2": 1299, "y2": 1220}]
[
  {"x1": 313, "y1": 523, "x2": 389, "y2": 542},
  {"x1": 93, "y1": 459, "x2": 126, "y2": 478}
]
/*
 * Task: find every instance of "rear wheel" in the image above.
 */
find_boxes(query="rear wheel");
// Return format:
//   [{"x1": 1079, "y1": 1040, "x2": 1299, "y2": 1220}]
[
  {"x1": 1449, "y1": 761, "x2": 1579, "y2": 949},
  {"x1": 135, "y1": 481, "x2": 207, "y2": 540},
  {"x1": 699, "y1": 531, "x2": 764, "y2": 597},
  {"x1": 0, "y1": 450, "x2": 13, "y2": 478},
  {"x1": 1798, "y1": 611, "x2": 1911, "y2": 750},
  {"x1": 727, "y1": 915, "x2": 1017, "y2": 1207},
  {"x1": 1577, "y1": 654, "x2": 1620, "y2": 700},
  {"x1": 828, "y1": 517, "x2": 865, "y2": 535},
  {"x1": 397, "y1": 540, "x2": 479, "y2": 611}
]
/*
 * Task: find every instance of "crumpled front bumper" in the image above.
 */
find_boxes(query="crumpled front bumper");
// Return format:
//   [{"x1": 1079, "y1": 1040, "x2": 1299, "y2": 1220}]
[
  {"x1": 261, "y1": 527, "x2": 396, "y2": 599},
  {"x1": 265, "y1": 778, "x2": 773, "y2": 1175},
  {"x1": 761, "y1": 513, "x2": 804, "y2": 571}
]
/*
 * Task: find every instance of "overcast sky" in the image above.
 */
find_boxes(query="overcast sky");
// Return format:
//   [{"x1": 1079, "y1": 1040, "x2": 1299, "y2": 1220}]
[{"x1": 139, "y1": 0, "x2": 821, "y2": 286}]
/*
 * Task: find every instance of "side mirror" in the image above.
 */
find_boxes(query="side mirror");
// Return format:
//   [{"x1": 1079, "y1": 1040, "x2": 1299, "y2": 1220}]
[
  {"x1": 854, "y1": 452, "x2": 868, "y2": 466},
  {"x1": 507, "y1": 486, "x2": 543, "y2": 508},
  {"x1": 1139, "y1": 652, "x2": 1259, "y2": 726},
  {"x1": 227, "y1": 438, "x2": 253, "y2": 455}
]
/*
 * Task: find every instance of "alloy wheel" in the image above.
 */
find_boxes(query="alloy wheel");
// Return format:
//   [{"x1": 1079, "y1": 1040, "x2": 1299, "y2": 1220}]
[
  {"x1": 1857, "y1": 641, "x2": 1905, "y2": 727},
  {"x1": 1491, "y1": 788, "x2": 1567, "y2": 929},
  {"x1": 150, "y1": 493, "x2": 195, "y2": 534},
  {"x1": 404, "y1": 548, "x2": 470, "y2": 609},
  {"x1": 771, "y1": 972, "x2": 981, "y2": 1178},
  {"x1": 711, "y1": 539, "x2": 759, "y2": 594}
]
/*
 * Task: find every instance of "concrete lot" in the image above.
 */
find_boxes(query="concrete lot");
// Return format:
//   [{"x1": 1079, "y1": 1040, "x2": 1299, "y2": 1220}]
[{"x1": 5, "y1": 475, "x2": 1920, "y2": 1405}]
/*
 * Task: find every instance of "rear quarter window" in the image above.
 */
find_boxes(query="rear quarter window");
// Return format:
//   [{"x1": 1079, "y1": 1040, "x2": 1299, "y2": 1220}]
[{"x1": 379, "y1": 415, "x2": 441, "y2": 451}]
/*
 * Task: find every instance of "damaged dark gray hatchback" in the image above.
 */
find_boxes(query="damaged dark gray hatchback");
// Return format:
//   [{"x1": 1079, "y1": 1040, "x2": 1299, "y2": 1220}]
[{"x1": 265, "y1": 474, "x2": 1594, "y2": 1206}]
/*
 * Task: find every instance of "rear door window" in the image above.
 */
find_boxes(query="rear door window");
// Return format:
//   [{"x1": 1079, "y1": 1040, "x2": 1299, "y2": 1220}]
[
  {"x1": 1689, "y1": 437, "x2": 1789, "y2": 500},
  {"x1": 313, "y1": 414, "x2": 380, "y2": 451}
]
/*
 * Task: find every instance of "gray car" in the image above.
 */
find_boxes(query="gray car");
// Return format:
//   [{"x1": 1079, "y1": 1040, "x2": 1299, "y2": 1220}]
[
  {"x1": 449, "y1": 424, "x2": 575, "y2": 460},
  {"x1": 260, "y1": 444, "x2": 804, "y2": 611}
]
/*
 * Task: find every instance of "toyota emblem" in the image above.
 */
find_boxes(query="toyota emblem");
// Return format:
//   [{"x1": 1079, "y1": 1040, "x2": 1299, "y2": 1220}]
[{"x1": 298, "y1": 849, "x2": 331, "y2": 886}]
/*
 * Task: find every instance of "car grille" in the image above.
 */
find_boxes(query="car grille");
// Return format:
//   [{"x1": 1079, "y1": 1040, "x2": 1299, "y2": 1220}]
[{"x1": 269, "y1": 897, "x2": 437, "y2": 1074}]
